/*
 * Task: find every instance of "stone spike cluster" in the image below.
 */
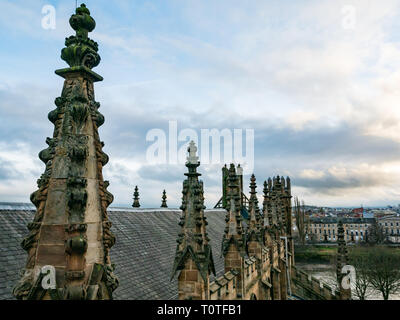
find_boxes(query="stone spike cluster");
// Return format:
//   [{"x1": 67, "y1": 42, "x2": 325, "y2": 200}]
[
  {"x1": 13, "y1": 4, "x2": 118, "y2": 300},
  {"x1": 262, "y1": 176, "x2": 292, "y2": 237},
  {"x1": 171, "y1": 141, "x2": 215, "y2": 300},
  {"x1": 132, "y1": 186, "x2": 140, "y2": 208},
  {"x1": 222, "y1": 164, "x2": 246, "y2": 256},
  {"x1": 161, "y1": 189, "x2": 168, "y2": 208}
]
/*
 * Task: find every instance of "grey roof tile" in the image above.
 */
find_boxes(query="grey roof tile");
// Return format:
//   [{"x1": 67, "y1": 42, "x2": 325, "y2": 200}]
[{"x1": 0, "y1": 208, "x2": 227, "y2": 300}]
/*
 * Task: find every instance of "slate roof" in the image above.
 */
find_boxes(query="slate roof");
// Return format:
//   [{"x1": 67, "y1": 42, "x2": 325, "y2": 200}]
[{"x1": 0, "y1": 206, "x2": 228, "y2": 300}]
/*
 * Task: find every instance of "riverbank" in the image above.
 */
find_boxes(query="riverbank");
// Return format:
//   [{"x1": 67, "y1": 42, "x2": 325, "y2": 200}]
[{"x1": 294, "y1": 245, "x2": 337, "y2": 263}]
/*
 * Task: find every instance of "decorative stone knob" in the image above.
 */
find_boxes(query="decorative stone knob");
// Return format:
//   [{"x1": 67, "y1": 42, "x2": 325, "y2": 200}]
[{"x1": 69, "y1": 4, "x2": 96, "y2": 39}]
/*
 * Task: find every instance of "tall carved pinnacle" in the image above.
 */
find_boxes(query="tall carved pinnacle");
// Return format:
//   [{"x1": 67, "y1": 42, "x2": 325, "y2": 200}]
[
  {"x1": 171, "y1": 141, "x2": 215, "y2": 290},
  {"x1": 336, "y1": 220, "x2": 349, "y2": 279},
  {"x1": 13, "y1": 4, "x2": 118, "y2": 300},
  {"x1": 248, "y1": 174, "x2": 262, "y2": 237},
  {"x1": 132, "y1": 186, "x2": 140, "y2": 208},
  {"x1": 161, "y1": 189, "x2": 168, "y2": 208},
  {"x1": 221, "y1": 164, "x2": 246, "y2": 256},
  {"x1": 272, "y1": 176, "x2": 285, "y2": 230},
  {"x1": 262, "y1": 180, "x2": 271, "y2": 228},
  {"x1": 246, "y1": 175, "x2": 263, "y2": 260},
  {"x1": 336, "y1": 219, "x2": 351, "y2": 299}
]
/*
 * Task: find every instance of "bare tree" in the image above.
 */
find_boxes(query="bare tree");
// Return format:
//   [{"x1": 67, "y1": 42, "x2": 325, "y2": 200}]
[
  {"x1": 294, "y1": 197, "x2": 308, "y2": 245},
  {"x1": 366, "y1": 247, "x2": 400, "y2": 300},
  {"x1": 366, "y1": 219, "x2": 385, "y2": 245},
  {"x1": 348, "y1": 247, "x2": 371, "y2": 300}
]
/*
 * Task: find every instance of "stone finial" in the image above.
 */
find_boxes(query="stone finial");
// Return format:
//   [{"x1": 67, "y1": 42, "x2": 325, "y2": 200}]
[
  {"x1": 186, "y1": 140, "x2": 199, "y2": 165},
  {"x1": 132, "y1": 186, "x2": 140, "y2": 208},
  {"x1": 59, "y1": 3, "x2": 101, "y2": 72},
  {"x1": 237, "y1": 164, "x2": 243, "y2": 176},
  {"x1": 161, "y1": 190, "x2": 168, "y2": 208}
]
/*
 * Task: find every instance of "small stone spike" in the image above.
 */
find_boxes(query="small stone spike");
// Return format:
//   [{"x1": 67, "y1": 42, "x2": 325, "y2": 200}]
[
  {"x1": 161, "y1": 190, "x2": 168, "y2": 208},
  {"x1": 132, "y1": 186, "x2": 140, "y2": 208}
]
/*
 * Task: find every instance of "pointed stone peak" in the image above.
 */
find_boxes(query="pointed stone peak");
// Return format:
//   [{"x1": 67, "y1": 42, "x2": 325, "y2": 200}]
[
  {"x1": 248, "y1": 175, "x2": 262, "y2": 237},
  {"x1": 132, "y1": 186, "x2": 140, "y2": 208},
  {"x1": 161, "y1": 190, "x2": 168, "y2": 208},
  {"x1": 250, "y1": 174, "x2": 257, "y2": 194}
]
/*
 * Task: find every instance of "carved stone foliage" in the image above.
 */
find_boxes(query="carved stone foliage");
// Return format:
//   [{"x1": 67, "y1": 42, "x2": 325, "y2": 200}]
[{"x1": 61, "y1": 4, "x2": 100, "y2": 69}]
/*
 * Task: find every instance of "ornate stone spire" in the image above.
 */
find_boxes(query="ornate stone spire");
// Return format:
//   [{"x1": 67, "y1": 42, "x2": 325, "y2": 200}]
[
  {"x1": 247, "y1": 174, "x2": 262, "y2": 243},
  {"x1": 13, "y1": 4, "x2": 118, "y2": 300},
  {"x1": 263, "y1": 180, "x2": 272, "y2": 229},
  {"x1": 221, "y1": 164, "x2": 246, "y2": 297},
  {"x1": 246, "y1": 174, "x2": 264, "y2": 274},
  {"x1": 336, "y1": 219, "x2": 351, "y2": 299},
  {"x1": 283, "y1": 177, "x2": 292, "y2": 236},
  {"x1": 336, "y1": 220, "x2": 348, "y2": 274},
  {"x1": 161, "y1": 189, "x2": 168, "y2": 208},
  {"x1": 222, "y1": 164, "x2": 246, "y2": 256},
  {"x1": 132, "y1": 186, "x2": 140, "y2": 208},
  {"x1": 171, "y1": 141, "x2": 215, "y2": 300}
]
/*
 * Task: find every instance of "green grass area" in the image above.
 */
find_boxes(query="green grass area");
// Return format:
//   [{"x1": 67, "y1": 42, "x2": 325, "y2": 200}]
[
  {"x1": 294, "y1": 244, "x2": 400, "y2": 263},
  {"x1": 294, "y1": 245, "x2": 337, "y2": 263}
]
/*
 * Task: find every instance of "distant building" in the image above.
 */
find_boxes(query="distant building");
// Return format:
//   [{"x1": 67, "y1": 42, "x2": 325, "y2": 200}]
[
  {"x1": 352, "y1": 207, "x2": 363, "y2": 215},
  {"x1": 306, "y1": 217, "x2": 374, "y2": 243},
  {"x1": 306, "y1": 214, "x2": 400, "y2": 244},
  {"x1": 362, "y1": 211, "x2": 374, "y2": 219},
  {"x1": 378, "y1": 215, "x2": 400, "y2": 243}
]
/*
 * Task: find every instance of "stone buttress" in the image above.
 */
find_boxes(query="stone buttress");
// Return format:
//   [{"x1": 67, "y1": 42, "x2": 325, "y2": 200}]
[
  {"x1": 171, "y1": 141, "x2": 215, "y2": 300},
  {"x1": 13, "y1": 4, "x2": 118, "y2": 300}
]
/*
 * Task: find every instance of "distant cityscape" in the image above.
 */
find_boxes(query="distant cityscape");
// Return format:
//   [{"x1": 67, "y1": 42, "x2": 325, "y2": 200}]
[{"x1": 300, "y1": 205, "x2": 400, "y2": 244}]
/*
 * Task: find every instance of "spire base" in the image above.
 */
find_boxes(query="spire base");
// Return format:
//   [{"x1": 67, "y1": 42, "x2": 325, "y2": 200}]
[{"x1": 55, "y1": 66, "x2": 103, "y2": 82}]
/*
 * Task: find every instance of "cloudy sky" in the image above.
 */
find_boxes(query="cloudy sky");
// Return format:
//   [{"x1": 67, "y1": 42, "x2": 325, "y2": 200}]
[{"x1": 1, "y1": 0, "x2": 400, "y2": 208}]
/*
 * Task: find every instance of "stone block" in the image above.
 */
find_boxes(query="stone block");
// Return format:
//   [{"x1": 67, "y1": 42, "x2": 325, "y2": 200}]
[
  {"x1": 37, "y1": 244, "x2": 66, "y2": 267},
  {"x1": 39, "y1": 224, "x2": 65, "y2": 245}
]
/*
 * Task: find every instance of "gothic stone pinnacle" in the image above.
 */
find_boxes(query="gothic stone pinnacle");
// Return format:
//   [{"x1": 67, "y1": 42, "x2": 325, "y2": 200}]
[{"x1": 13, "y1": 4, "x2": 118, "y2": 300}]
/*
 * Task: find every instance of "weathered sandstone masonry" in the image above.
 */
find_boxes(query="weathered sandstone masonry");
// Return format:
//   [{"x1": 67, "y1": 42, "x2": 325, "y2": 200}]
[{"x1": 13, "y1": 4, "x2": 118, "y2": 300}]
